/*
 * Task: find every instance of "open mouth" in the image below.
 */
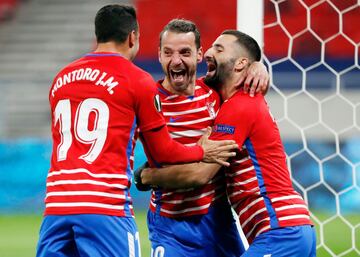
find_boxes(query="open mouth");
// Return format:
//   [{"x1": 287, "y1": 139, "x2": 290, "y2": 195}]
[
  {"x1": 206, "y1": 60, "x2": 217, "y2": 77},
  {"x1": 170, "y1": 68, "x2": 187, "y2": 82}
]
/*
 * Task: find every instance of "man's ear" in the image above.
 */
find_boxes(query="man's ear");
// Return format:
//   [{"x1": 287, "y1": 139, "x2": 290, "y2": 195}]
[
  {"x1": 158, "y1": 46, "x2": 162, "y2": 63},
  {"x1": 197, "y1": 46, "x2": 203, "y2": 63},
  {"x1": 129, "y1": 30, "x2": 137, "y2": 48},
  {"x1": 234, "y1": 57, "x2": 249, "y2": 72}
]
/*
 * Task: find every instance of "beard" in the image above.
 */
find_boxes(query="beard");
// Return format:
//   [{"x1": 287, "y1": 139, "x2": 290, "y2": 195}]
[{"x1": 204, "y1": 58, "x2": 236, "y2": 89}]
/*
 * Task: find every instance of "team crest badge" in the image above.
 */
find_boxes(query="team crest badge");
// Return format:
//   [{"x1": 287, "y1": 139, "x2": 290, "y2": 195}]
[
  {"x1": 154, "y1": 94, "x2": 162, "y2": 112},
  {"x1": 206, "y1": 101, "x2": 216, "y2": 119}
]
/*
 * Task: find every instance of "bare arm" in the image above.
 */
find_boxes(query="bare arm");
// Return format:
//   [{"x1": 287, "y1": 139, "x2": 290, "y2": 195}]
[
  {"x1": 141, "y1": 126, "x2": 237, "y2": 166},
  {"x1": 141, "y1": 162, "x2": 222, "y2": 189}
]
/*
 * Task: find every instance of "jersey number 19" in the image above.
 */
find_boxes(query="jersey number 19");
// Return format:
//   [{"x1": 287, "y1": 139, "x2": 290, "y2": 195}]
[{"x1": 54, "y1": 98, "x2": 109, "y2": 164}]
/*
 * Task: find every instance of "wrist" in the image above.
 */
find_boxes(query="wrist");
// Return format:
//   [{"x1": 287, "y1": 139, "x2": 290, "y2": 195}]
[{"x1": 141, "y1": 168, "x2": 151, "y2": 185}]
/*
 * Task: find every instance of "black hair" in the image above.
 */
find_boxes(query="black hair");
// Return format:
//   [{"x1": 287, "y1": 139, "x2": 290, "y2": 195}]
[
  {"x1": 221, "y1": 30, "x2": 261, "y2": 62},
  {"x1": 159, "y1": 19, "x2": 201, "y2": 49},
  {"x1": 95, "y1": 4, "x2": 138, "y2": 44}
]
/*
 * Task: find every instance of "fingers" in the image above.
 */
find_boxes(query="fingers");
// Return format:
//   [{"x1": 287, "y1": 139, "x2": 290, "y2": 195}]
[
  {"x1": 214, "y1": 158, "x2": 231, "y2": 167},
  {"x1": 243, "y1": 75, "x2": 252, "y2": 94},
  {"x1": 216, "y1": 150, "x2": 237, "y2": 158},
  {"x1": 249, "y1": 77, "x2": 260, "y2": 97},
  {"x1": 204, "y1": 126, "x2": 212, "y2": 138},
  {"x1": 256, "y1": 78, "x2": 266, "y2": 93},
  {"x1": 214, "y1": 143, "x2": 238, "y2": 152},
  {"x1": 213, "y1": 139, "x2": 237, "y2": 147}
]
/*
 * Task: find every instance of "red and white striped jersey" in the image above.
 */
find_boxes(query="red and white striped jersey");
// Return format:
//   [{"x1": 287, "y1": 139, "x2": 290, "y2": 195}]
[
  {"x1": 149, "y1": 78, "x2": 227, "y2": 217},
  {"x1": 211, "y1": 91, "x2": 312, "y2": 243},
  {"x1": 45, "y1": 52, "x2": 166, "y2": 217}
]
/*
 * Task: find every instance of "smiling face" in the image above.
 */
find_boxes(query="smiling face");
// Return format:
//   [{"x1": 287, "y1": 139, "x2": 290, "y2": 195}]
[
  {"x1": 159, "y1": 30, "x2": 203, "y2": 94},
  {"x1": 204, "y1": 34, "x2": 239, "y2": 88}
]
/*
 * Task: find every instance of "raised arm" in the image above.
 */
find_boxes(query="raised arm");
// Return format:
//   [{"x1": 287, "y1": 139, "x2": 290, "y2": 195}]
[{"x1": 236, "y1": 61, "x2": 270, "y2": 96}]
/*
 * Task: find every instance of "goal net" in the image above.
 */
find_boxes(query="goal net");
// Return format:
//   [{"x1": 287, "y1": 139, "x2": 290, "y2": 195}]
[{"x1": 247, "y1": 1, "x2": 359, "y2": 256}]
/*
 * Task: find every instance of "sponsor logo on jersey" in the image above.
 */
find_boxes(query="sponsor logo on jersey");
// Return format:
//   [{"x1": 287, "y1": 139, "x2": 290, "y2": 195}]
[
  {"x1": 154, "y1": 94, "x2": 162, "y2": 112},
  {"x1": 214, "y1": 124, "x2": 235, "y2": 134}
]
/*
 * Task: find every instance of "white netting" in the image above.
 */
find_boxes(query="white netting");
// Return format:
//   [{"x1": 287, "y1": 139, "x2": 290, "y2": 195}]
[{"x1": 263, "y1": 0, "x2": 359, "y2": 256}]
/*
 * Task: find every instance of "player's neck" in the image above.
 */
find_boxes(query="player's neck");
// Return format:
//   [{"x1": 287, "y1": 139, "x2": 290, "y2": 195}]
[
  {"x1": 219, "y1": 76, "x2": 238, "y2": 101},
  {"x1": 162, "y1": 77, "x2": 196, "y2": 96},
  {"x1": 94, "y1": 42, "x2": 132, "y2": 60}
]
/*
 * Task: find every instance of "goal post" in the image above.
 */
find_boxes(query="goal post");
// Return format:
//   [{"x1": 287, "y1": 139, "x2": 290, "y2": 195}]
[{"x1": 236, "y1": 0, "x2": 264, "y2": 49}]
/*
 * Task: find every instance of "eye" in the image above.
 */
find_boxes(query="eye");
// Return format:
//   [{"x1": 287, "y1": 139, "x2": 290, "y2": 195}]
[{"x1": 180, "y1": 50, "x2": 191, "y2": 57}]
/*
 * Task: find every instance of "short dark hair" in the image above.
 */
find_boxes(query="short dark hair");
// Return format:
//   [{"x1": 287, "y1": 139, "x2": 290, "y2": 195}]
[
  {"x1": 221, "y1": 30, "x2": 261, "y2": 62},
  {"x1": 159, "y1": 19, "x2": 201, "y2": 49},
  {"x1": 95, "y1": 4, "x2": 138, "y2": 44}
]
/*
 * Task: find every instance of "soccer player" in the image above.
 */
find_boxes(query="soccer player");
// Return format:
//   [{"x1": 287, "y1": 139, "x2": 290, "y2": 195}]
[
  {"x1": 205, "y1": 30, "x2": 316, "y2": 257},
  {"x1": 135, "y1": 20, "x2": 270, "y2": 257},
  {"x1": 141, "y1": 30, "x2": 316, "y2": 256},
  {"x1": 35, "y1": 5, "x2": 239, "y2": 257}
]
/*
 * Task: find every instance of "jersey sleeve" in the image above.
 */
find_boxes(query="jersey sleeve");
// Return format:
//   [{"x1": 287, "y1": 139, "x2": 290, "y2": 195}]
[
  {"x1": 210, "y1": 93, "x2": 258, "y2": 147},
  {"x1": 134, "y1": 73, "x2": 166, "y2": 132}
]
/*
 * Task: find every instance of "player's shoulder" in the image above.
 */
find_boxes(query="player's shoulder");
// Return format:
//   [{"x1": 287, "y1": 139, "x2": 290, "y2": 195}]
[
  {"x1": 56, "y1": 56, "x2": 86, "y2": 76},
  {"x1": 222, "y1": 91, "x2": 264, "y2": 115},
  {"x1": 195, "y1": 77, "x2": 220, "y2": 98},
  {"x1": 232, "y1": 90, "x2": 265, "y2": 104},
  {"x1": 195, "y1": 77, "x2": 211, "y2": 91}
]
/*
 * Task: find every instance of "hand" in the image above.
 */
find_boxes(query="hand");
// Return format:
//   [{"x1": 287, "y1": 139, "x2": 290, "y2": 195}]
[
  {"x1": 236, "y1": 61, "x2": 270, "y2": 97},
  {"x1": 197, "y1": 127, "x2": 238, "y2": 166},
  {"x1": 133, "y1": 162, "x2": 152, "y2": 191}
]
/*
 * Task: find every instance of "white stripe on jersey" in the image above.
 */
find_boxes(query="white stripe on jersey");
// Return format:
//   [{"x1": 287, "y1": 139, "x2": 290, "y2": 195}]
[
  {"x1": 46, "y1": 202, "x2": 130, "y2": 210},
  {"x1": 160, "y1": 203, "x2": 211, "y2": 215},
  {"x1": 184, "y1": 143, "x2": 197, "y2": 146},
  {"x1": 161, "y1": 190, "x2": 215, "y2": 204},
  {"x1": 48, "y1": 168, "x2": 128, "y2": 180},
  {"x1": 271, "y1": 194, "x2": 303, "y2": 202},
  {"x1": 275, "y1": 204, "x2": 309, "y2": 212},
  {"x1": 278, "y1": 214, "x2": 310, "y2": 221},
  {"x1": 241, "y1": 207, "x2": 268, "y2": 228},
  {"x1": 233, "y1": 156, "x2": 251, "y2": 164},
  {"x1": 245, "y1": 217, "x2": 270, "y2": 238},
  {"x1": 227, "y1": 177, "x2": 257, "y2": 187},
  {"x1": 254, "y1": 225, "x2": 271, "y2": 238},
  {"x1": 226, "y1": 166, "x2": 255, "y2": 177},
  {"x1": 170, "y1": 129, "x2": 207, "y2": 138},
  {"x1": 162, "y1": 90, "x2": 214, "y2": 105},
  {"x1": 166, "y1": 116, "x2": 214, "y2": 126},
  {"x1": 212, "y1": 191, "x2": 226, "y2": 201},
  {"x1": 228, "y1": 188, "x2": 260, "y2": 200},
  {"x1": 239, "y1": 197, "x2": 264, "y2": 217},
  {"x1": 163, "y1": 105, "x2": 208, "y2": 116},
  {"x1": 46, "y1": 179, "x2": 127, "y2": 189},
  {"x1": 46, "y1": 191, "x2": 126, "y2": 199}
]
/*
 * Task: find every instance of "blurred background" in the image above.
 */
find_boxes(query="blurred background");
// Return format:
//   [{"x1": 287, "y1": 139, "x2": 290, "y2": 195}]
[{"x1": 0, "y1": 0, "x2": 359, "y2": 256}]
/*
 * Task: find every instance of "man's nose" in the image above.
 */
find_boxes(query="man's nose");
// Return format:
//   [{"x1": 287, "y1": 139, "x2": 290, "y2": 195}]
[
  {"x1": 171, "y1": 53, "x2": 182, "y2": 65},
  {"x1": 204, "y1": 49, "x2": 211, "y2": 59}
]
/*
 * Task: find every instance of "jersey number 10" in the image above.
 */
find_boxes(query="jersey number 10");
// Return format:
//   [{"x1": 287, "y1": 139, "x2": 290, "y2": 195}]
[{"x1": 54, "y1": 98, "x2": 109, "y2": 164}]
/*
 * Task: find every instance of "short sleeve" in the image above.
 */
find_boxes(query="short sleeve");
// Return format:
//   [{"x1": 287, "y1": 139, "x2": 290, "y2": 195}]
[
  {"x1": 134, "y1": 73, "x2": 166, "y2": 132},
  {"x1": 210, "y1": 93, "x2": 257, "y2": 147}
]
